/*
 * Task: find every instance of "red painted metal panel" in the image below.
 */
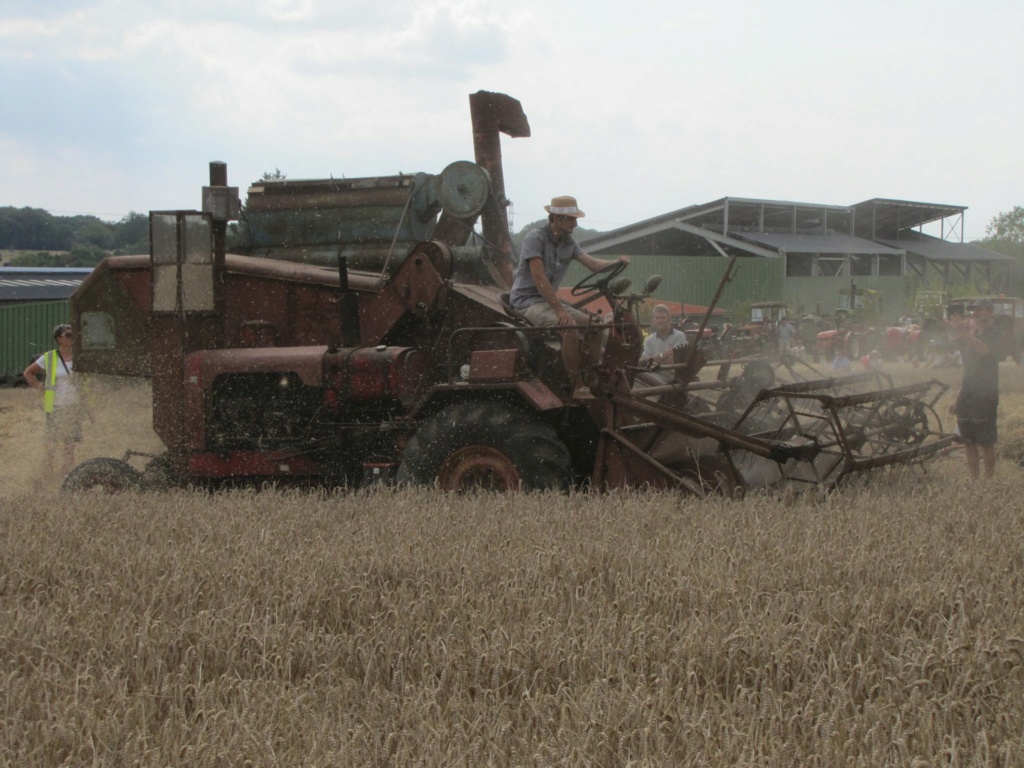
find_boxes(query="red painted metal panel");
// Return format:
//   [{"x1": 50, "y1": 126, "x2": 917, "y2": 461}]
[
  {"x1": 514, "y1": 379, "x2": 563, "y2": 411},
  {"x1": 189, "y1": 451, "x2": 321, "y2": 477},
  {"x1": 468, "y1": 349, "x2": 520, "y2": 382}
]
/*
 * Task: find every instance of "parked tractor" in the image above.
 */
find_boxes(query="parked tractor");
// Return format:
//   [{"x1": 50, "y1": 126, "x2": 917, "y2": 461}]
[
  {"x1": 816, "y1": 284, "x2": 884, "y2": 362},
  {"x1": 881, "y1": 292, "x2": 948, "y2": 362},
  {"x1": 63, "y1": 92, "x2": 954, "y2": 496},
  {"x1": 726, "y1": 302, "x2": 789, "y2": 358}
]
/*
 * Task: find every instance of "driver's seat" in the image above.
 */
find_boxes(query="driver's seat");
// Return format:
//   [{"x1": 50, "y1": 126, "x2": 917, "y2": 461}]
[{"x1": 498, "y1": 292, "x2": 527, "y2": 321}]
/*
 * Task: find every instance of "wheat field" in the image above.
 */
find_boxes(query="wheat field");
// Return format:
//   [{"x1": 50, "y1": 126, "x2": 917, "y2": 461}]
[{"x1": 2, "y1": 365, "x2": 1024, "y2": 766}]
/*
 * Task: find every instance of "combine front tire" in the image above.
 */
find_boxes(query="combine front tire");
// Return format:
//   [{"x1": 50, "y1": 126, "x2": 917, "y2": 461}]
[
  {"x1": 61, "y1": 458, "x2": 141, "y2": 494},
  {"x1": 140, "y1": 454, "x2": 177, "y2": 490},
  {"x1": 396, "y1": 401, "x2": 571, "y2": 491}
]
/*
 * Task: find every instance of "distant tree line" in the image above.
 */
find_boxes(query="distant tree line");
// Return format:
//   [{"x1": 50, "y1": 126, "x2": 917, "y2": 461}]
[
  {"x1": 511, "y1": 218, "x2": 604, "y2": 255},
  {"x1": 975, "y1": 207, "x2": 1024, "y2": 295},
  {"x1": 4, "y1": 201, "x2": 1023, "y2": 284},
  {"x1": 0, "y1": 208, "x2": 149, "y2": 267}
]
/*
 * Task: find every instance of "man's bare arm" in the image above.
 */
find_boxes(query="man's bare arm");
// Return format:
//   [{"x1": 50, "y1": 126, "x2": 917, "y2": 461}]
[
  {"x1": 528, "y1": 258, "x2": 573, "y2": 326},
  {"x1": 577, "y1": 252, "x2": 630, "y2": 272}
]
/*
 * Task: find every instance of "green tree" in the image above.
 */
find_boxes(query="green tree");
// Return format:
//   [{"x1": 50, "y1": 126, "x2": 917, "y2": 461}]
[
  {"x1": 978, "y1": 206, "x2": 1024, "y2": 296},
  {"x1": 984, "y1": 206, "x2": 1024, "y2": 244},
  {"x1": 112, "y1": 211, "x2": 149, "y2": 255},
  {"x1": 9, "y1": 245, "x2": 106, "y2": 268},
  {"x1": 512, "y1": 218, "x2": 605, "y2": 256},
  {"x1": 0, "y1": 207, "x2": 72, "y2": 250},
  {"x1": 77, "y1": 220, "x2": 114, "y2": 250},
  {"x1": 65, "y1": 245, "x2": 107, "y2": 267},
  {"x1": 8, "y1": 251, "x2": 66, "y2": 267},
  {"x1": 261, "y1": 168, "x2": 286, "y2": 181}
]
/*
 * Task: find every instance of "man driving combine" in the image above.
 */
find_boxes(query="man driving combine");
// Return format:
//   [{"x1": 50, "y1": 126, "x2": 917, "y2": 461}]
[{"x1": 509, "y1": 195, "x2": 629, "y2": 396}]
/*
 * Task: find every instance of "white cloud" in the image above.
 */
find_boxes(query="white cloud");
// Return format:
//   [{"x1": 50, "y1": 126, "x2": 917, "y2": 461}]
[{"x1": 0, "y1": 0, "x2": 1021, "y2": 241}]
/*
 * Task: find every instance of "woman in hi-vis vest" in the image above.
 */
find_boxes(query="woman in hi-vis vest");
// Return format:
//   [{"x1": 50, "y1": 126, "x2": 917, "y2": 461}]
[{"x1": 23, "y1": 324, "x2": 90, "y2": 481}]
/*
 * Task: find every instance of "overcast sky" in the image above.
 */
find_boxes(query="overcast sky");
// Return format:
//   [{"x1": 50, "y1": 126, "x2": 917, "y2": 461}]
[{"x1": 1, "y1": 0, "x2": 1020, "y2": 240}]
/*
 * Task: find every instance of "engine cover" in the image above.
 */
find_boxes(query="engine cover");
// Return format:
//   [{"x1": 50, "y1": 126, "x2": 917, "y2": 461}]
[{"x1": 323, "y1": 346, "x2": 427, "y2": 407}]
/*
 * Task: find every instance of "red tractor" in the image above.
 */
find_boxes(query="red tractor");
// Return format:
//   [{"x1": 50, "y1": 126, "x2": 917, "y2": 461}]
[
  {"x1": 816, "y1": 285, "x2": 883, "y2": 363},
  {"x1": 726, "y1": 302, "x2": 788, "y2": 358},
  {"x1": 65, "y1": 92, "x2": 953, "y2": 495}
]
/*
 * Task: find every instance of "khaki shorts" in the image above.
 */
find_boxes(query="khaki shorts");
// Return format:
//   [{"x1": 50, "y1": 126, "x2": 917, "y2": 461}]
[
  {"x1": 522, "y1": 301, "x2": 593, "y2": 327},
  {"x1": 46, "y1": 405, "x2": 85, "y2": 444}
]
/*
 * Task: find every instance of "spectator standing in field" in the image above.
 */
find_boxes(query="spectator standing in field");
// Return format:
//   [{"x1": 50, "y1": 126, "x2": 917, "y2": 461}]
[
  {"x1": 777, "y1": 316, "x2": 796, "y2": 354},
  {"x1": 949, "y1": 298, "x2": 1000, "y2": 479},
  {"x1": 22, "y1": 324, "x2": 91, "y2": 481}
]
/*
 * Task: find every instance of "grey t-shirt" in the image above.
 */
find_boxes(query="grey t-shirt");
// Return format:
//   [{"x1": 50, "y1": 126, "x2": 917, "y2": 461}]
[{"x1": 509, "y1": 225, "x2": 582, "y2": 310}]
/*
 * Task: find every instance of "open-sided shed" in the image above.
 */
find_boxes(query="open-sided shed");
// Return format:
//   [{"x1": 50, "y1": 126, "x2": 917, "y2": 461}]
[{"x1": 580, "y1": 196, "x2": 1009, "y2": 321}]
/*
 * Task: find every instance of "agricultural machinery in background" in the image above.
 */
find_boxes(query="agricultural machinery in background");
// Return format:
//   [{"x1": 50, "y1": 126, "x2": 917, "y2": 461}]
[
  {"x1": 881, "y1": 290, "x2": 948, "y2": 362},
  {"x1": 64, "y1": 91, "x2": 955, "y2": 496},
  {"x1": 725, "y1": 301, "x2": 789, "y2": 358},
  {"x1": 815, "y1": 283, "x2": 885, "y2": 363}
]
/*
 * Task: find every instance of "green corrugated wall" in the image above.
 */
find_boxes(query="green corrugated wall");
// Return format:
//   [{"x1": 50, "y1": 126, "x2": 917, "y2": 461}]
[
  {"x1": 564, "y1": 255, "x2": 783, "y2": 314},
  {"x1": 781, "y1": 276, "x2": 909, "y2": 321},
  {"x1": 564, "y1": 254, "x2": 910, "y2": 321},
  {"x1": 0, "y1": 301, "x2": 70, "y2": 376}
]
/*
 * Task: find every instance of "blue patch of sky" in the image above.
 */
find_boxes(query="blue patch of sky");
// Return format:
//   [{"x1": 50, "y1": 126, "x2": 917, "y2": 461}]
[{"x1": 0, "y1": 58, "x2": 146, "y2": 152}]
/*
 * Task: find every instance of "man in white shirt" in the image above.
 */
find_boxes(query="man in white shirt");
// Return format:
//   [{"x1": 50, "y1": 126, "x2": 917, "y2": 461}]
[{"x1": 638, "y1": 304, "x2": 689, "y2": 385}]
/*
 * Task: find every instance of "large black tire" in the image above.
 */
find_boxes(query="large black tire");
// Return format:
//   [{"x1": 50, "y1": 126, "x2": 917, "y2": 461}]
[
  {"x1": 61, "y1": 458, "x2": 141, "y2": 494},
  {"x1": 396, "y1": 401, "x2": 571, "y2": 491}
]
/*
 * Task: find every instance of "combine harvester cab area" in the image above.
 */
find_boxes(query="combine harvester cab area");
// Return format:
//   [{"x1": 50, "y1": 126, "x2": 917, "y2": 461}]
[{"x1": 65, "y1": 91, "x2": 955, "y2": 495}]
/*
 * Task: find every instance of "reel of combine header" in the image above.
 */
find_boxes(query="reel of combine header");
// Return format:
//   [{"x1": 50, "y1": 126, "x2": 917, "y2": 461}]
[{"x1": 726, "y1": 373, "x2": 954, "y2": 489}]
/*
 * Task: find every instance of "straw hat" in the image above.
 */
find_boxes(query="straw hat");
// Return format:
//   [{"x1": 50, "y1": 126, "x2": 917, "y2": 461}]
[{"x1": 544, "y1": 195, "x2": 586, "y2": 218}]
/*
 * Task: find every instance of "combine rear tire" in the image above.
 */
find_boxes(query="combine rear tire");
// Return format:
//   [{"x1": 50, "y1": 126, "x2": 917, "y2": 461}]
[
  {"x1": 397, "y1": 401, "x2": 571, "y2": 491},
  {"x1": 61, "y1": 458, "x2": 141, "y2": 494}
]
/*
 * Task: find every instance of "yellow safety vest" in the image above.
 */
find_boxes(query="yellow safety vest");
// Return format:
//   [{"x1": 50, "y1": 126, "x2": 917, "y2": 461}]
[{"x1": 43, "y1": 349, "x2": 61, "y2": 413}]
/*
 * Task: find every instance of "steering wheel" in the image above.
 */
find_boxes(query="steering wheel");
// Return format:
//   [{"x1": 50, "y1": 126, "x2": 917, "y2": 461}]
[{"x1": 571, "y1": 259, "x2": 628, "y2": 296}]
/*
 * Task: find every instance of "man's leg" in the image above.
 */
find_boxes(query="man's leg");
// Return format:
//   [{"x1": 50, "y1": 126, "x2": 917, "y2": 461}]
[
  {"x1": 563, "y1": 306, "x2": 608, "y2": 389},
  {"x1": 982, "y1": 445, "x2": 997, "y2": 479},
  {"x1": 964, "y1": 443, "x2": 980, "y2": 480},
  {"x1": 60, "y1": 441, "x2": 76, "y2": 478},
  {"x1": 558, "y1": 328, "x2": 583, "y2": 386},
  {"x1": 42, "y1": 440, "x2": 56, "y2": 484},
  {"x1": 523, "y1": 302, "x2": 597, "y2": 393}
]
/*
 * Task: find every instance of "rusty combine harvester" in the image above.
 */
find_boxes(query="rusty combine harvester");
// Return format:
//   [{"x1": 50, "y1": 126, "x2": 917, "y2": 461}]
[{"x1": 66, "y1": 91, "x2": 954, "y2": 495}]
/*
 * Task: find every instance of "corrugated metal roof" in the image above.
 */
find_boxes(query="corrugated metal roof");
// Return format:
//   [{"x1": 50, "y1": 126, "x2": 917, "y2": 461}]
[
  {"x1": 875, "y1": 232, "x2": 1012, "y2": 263},
  {"x1": 582, "y1": 218, "x2": 779, "y2": 258},
  {"x1": 731, "y1": 231, "x2": 904, "y2": 256},
  {"x1": 851, "y1": 198, "x2": 965, "y2": 238},
  {"x1": 0, "y1": 268, "x2": 93, "y2": 303}
]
